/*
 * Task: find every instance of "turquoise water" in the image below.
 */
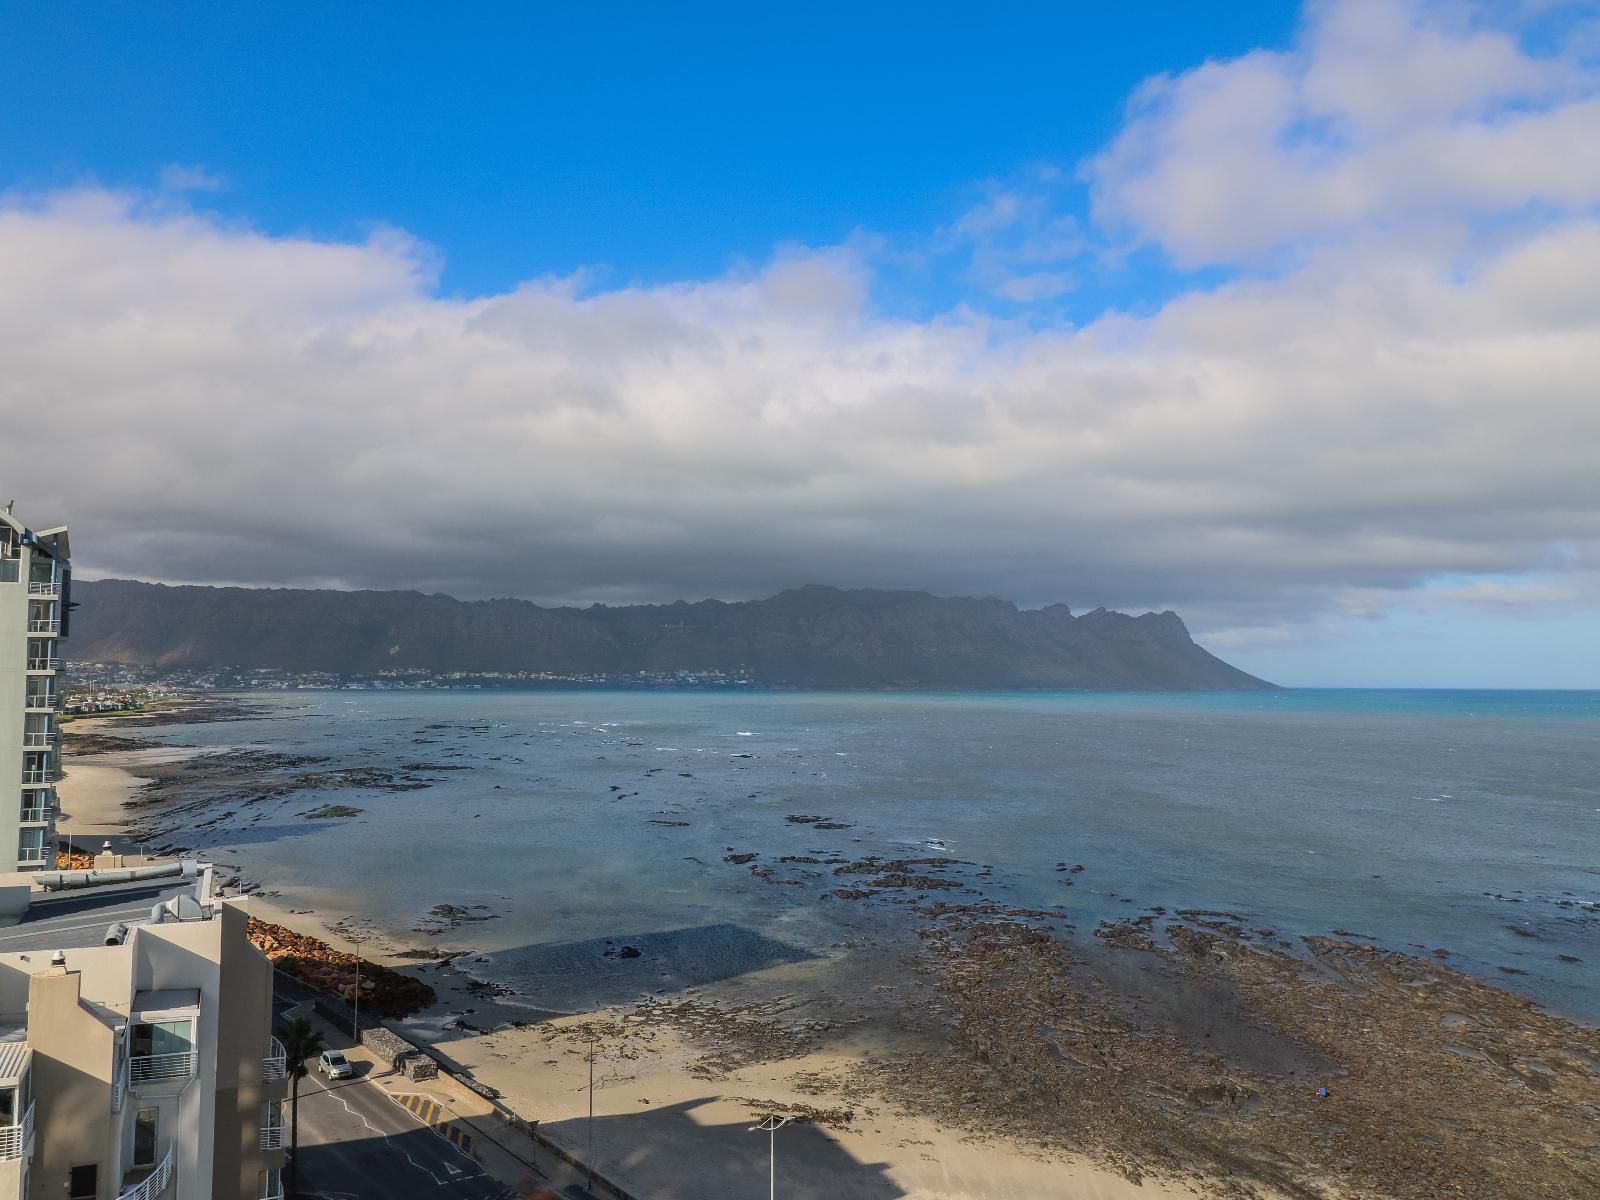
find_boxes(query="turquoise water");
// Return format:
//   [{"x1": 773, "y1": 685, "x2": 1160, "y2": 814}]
[{"x1": 149, "y1": 689, "x2": 1599, "y2": 1019}]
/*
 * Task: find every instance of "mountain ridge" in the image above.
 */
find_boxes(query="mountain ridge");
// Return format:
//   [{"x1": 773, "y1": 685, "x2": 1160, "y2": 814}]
[{"x1": 66, "y1": 578, "x2": 1275, "y2": 691}]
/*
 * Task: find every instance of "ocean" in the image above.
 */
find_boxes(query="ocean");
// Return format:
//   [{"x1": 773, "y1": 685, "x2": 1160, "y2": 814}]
[{"x1": 140, "y1": 688, "x2": 1599, "y2": 1020}]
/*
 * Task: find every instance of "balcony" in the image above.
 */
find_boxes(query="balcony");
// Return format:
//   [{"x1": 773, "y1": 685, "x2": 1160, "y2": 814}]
[
  {"x1": 0, "y1": 1103, "x2": 32, "y2": 1160},
  {"x1": 259, "y1": 1171, "x2": 284, "y2": 1200},
  {"x1": 19, "y1": 809, "x2": 49, "y2": 826},
  {"x1": 26, "y1": 620, "x2": 60, "y2": 635},
  {"x1": 21, "y1": 768, "x2": 57, "y2": 785},
  {"x1": 26, "y1": 582, "x2": 60, "y2": 598},
  {"x1": 258, "y1": 1121, "x2": 285, "y2": 1151},
  {"x1": 129, "y1": 1051, "x2": 196, "y2": 1085},
  {"x1": 23, "y1": 693, "x2": 57, "y2": 714},
  {"x1": 16, "y1": 847, "x2": 46, "y2": 865},
  {"x1": 26, "y1": 656, "x2": 61, "y2": 671},
  {"x1": 117, "y1": 1148, "x2": 172, "y2": 1200},
  {"x1": 262, "y1": 1036, "x2": 287, "y2": 1082},
  {"x1": 23, "y1": 731, "x2": 56, "y2": 748}
]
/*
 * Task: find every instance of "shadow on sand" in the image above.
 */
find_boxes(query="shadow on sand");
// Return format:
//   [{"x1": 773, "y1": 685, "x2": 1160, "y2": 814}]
[
  {"x1": 549, "y1": 1098, "x2": 903, "y2": 1200},
  {"x1": 421, "y1": 922, "x2": 819, "y2": 1030}
]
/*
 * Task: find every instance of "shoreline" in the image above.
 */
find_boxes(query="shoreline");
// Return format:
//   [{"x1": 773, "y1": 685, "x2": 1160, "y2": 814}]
[{"x1": 54, "y1": 695, "x2": 1600, "y2": 1200}]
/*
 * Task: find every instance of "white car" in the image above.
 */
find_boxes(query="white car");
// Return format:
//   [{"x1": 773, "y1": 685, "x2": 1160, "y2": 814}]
[{"x1": 317, "y1": 1050, "x2": 354, "y2": 1080}]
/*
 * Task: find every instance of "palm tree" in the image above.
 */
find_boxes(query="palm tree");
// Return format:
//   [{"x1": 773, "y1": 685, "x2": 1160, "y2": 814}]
[{"x1": 281, "y1": 1016, "x2": 325, "y2": 1199}]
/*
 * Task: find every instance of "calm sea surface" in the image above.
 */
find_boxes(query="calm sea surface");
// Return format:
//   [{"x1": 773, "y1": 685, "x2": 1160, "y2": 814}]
[{"x1": 146, "y1": 689, "x2": 1599, "y2": 1019}]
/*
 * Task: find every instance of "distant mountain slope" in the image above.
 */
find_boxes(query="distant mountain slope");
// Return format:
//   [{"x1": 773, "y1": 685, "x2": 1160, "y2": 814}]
[{"x1": 67, "y1": 579, "x2": 1275, "y2": 691}]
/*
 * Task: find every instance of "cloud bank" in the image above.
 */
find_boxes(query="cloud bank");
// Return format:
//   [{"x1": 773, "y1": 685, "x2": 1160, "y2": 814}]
[{"x1": 1, "y1": 0, "x2": 1597, "y2": 645}]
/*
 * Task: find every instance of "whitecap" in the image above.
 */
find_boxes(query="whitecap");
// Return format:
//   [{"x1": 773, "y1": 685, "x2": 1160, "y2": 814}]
[{"x1": 736, "y1": 731, "x2": 754, "y2": 736}]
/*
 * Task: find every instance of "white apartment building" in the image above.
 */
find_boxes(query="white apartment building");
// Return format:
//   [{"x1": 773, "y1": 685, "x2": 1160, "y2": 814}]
[
  {"x1": 0, "y1": 510, "x2": 69, "y2": 874},
  {"x1": 0, "y1": 865, "x2": 286, "y2": 1200}
]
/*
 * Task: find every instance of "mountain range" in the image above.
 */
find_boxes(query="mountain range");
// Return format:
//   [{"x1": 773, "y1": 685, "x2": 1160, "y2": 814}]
[{"x1": 66, "y1": 578, "x2": 1274, "y2": 691}]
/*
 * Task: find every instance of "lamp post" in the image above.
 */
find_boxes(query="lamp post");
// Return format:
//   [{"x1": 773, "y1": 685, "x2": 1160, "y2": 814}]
[
  {"x1": 348, "y1": 932, "x2": 366, "y2": 1043},
  {"x1": 586, "y1": 1035, "x2": 598, "y2": 1189},
  {"x1": 747, "y1": 1115, "x2": 791, "y2": 1200}
]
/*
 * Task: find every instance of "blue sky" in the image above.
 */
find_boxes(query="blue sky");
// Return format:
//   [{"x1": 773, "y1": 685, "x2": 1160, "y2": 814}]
[
  {"x1": 1, "y1": 1, "x2": 1597, "y2": 687},
  {"x1": 1, "y1": 3, "x2": 1291, "y2": 307}
]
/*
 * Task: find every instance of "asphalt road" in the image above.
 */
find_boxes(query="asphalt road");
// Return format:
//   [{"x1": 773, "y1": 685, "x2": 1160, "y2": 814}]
[{"x1": 293, "y1": 1063, "x2": 515, "y2": 1200}]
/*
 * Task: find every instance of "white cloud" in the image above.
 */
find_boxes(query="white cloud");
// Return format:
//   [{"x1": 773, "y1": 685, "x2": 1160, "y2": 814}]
[
  {"x1": 1, "y1": 0, "x2": 1596, "y2": 648},
  {"x1": 1085, "y1": 0, "x2": 1600, "y2": 266}
]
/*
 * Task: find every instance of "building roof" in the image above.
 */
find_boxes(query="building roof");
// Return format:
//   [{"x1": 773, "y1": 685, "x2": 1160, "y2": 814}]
[
  {"x1": 0, "y1": 1041, "x2": 30, "y2": 1082},
  {"x1": 0, "y1": 879, "x2": 193, "y2": 954}
]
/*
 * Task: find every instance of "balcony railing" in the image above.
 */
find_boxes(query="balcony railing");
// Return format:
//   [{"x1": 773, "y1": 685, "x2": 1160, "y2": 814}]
[
  {"x1": 259, "y1": 1123, "x2": 285, "y2": 1151},
  {"x1": 117, "y1": 1147, "x2": 172, "y2": 1200},
  {"x1": 23, "y1": 732, "x2": 55, "y2": 748},
  {"x1": 26, "y1": 657, "x2": 61, "y2": 671},
  {"x1": 27, "y1": 582, "x2": 60, "y2": 598},
  {"x1": 21, "y1": 768, "x2": 57, "y2": 785},
  {"x1": 0, "y1": 1104, "x2": 32, "y2": 1160},
  {"x1": 16, "y1": 847, "x2": 46, "y2": 865},
  {"x1": 19, "y1": 809, "x2": 48, "y2": 825},
  {"x1": 129, "y1": 1050, "x2": 197, "y2": 1085},
  {"x1": 24, "y1": 694, "x2": 57, "y2": 712},
  {"x1": 262, "y1": 1036, "x2": 287, "y2": 1081},
  {"x1": 27, "y1": 620, "x2": 60, "y2": 634}
]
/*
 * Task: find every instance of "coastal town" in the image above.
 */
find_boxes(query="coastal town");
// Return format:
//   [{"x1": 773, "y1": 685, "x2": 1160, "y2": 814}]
[{"x1": 67, "y1": 662, "x2": 757, "y2": 694}]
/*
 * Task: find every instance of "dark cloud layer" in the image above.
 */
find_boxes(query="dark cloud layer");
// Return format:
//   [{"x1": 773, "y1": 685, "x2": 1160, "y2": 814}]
[{"x1": 2, "y1": 2, "x2": 1597, "y2": 646}]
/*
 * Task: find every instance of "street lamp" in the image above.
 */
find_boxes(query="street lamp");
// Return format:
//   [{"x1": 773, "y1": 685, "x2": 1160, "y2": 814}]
[
  {"x1": 747, "y1": 1115, "x2": 791, "y2": 1200},
  {"x1": 583, "y1": 1033, "x2": 601, "y2": 1189},
  {"x1": 347, "y1": 932, "x2": 367, "y2": 1042}
]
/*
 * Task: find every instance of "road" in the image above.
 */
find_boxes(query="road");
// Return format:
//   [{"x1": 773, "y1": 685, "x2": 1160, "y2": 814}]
[{"x1": 294, "y1": 1063, "x2": 516, "y2": 1200}]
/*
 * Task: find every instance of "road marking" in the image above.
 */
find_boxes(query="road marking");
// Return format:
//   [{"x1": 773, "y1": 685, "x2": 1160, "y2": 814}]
[
  {"x1": 393, "y1": 1091, "x2": 478, "y2": 1155},
  {"x1": 306, "y1": 1071, "x2": 460, "y2": 1187}
]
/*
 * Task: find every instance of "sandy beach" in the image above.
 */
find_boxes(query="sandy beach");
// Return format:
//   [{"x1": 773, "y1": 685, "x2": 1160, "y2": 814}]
[
  {"x1": 55, "y1": 722, "x2": 203, "y2": 847},
  {"x1": 415, "y1": 989, "x2": 1208, "y2": 1200}
]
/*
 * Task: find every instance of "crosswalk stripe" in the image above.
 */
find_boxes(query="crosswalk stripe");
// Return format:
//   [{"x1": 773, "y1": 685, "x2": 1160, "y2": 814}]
[{"x1": 391, "y1": 1092, "x2": 475, "y2": 1157}]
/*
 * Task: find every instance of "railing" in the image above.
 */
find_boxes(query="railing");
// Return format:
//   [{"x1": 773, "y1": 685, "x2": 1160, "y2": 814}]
[
  {"x1": 262, "y1": 1036, "x2": 287, "y2": 1081},
  {"x1": 259, "y1": 1123, "x2": 285, "y2": 1151},
  {"x1": 19, "y1": 809, "x2": 48, "y2": 825},
  {"x1": 27, "y1": 620, "x2": 60, "y2": 634},
  {"x1": 0, "y1": 1104, "x2": 32, "y2": 1160},
  {"x1": 16, "y1": 847, "x2": 46, "y2": 865},
  {"x1": 129, "y1": 1051, "x2": 197, "y2": 1085},
  {"x1": 27, "y1": 582, "x2": 60, "y2": 597},
  {"x1": 26, "y1": 657, "x2": 61, "y2": 670},
  {"x1": 21, "y1": 768, "x2": 56, "y2": 784},
  {"x1": 24, "y1": 693, "x2": 57, "y2": 712},
  {"x1": 23, "y1": 732, "x2": 55, "y2": 748},
  {"x1": 116, "y1": 1147, "x2": 172, "y2": 1200}
]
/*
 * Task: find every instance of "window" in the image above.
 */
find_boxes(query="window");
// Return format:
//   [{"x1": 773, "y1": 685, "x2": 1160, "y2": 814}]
[
  {"x1": 0, "y1": 1086, "x2": 13, "y2": 1127},
  {"x1": 131, "y1": 1019, "x2": 193, "y2": 1059},
  {"x1": 68, "y1": 1164, "x2": 97, "y2": 1199},
  {"x1": 133, "y1": 1108, "x2": 157, "y2": 1168}
]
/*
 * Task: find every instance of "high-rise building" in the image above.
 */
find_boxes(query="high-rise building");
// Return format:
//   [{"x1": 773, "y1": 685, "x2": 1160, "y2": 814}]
[{"x1": 0, "y1": 510, "x2": 70, "y2": 875}]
